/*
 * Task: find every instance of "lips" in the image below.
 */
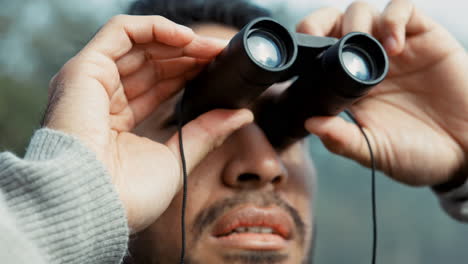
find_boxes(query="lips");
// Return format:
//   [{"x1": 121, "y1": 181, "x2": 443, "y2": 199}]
[{"x1": 211, "y1": 206, "x2": 294, "y2": 250}]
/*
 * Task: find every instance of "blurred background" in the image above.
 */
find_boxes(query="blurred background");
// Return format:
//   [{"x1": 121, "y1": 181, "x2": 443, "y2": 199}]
[{"x1": 1, "y1": 0, "x2": 467, "y2": 263}]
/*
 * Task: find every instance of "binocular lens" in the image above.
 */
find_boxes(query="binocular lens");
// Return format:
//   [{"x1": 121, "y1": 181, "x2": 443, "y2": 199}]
[
  {"x1": 342, "y1": 46, "x2": 373, "y2": 81},
  {"x1": 247, "y1": 30, "x2": 284, "y2": 68}
]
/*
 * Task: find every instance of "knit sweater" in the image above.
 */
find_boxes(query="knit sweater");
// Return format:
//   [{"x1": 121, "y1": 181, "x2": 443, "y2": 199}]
[
  {"x1": 0, "y1": 128, "x2": 467, "y2": 263},
  {"x1": 0, "y1": 129, "x2": 128, "y2": 263}
]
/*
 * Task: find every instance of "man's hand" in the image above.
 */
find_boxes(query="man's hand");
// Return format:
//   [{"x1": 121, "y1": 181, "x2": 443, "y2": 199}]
[
  {"x1": 44, "y1": 15, "x2": 253, "y2": 233},
  {"x1": 300, "y1": 0, "x2": 468, "y2": 187}
]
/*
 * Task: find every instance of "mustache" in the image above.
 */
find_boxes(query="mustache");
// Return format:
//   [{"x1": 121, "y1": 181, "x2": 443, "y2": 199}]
[{"x1": 191, "y1": 191, "x2": 306, "y2": 245}]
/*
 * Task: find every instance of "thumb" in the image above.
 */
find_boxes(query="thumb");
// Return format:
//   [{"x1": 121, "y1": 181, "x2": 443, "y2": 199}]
[
  {"x1": 166, "y1": 108, "x2": 254, "y2": 181},
  {"x1": 305, "y1": 115, "x2": 374, "y2": 168}
]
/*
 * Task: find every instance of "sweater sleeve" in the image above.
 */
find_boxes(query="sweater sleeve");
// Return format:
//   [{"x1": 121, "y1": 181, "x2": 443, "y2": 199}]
[
  {"x1": 0, "y1": 128, "x2": 129, "y2": 263},
  {"x1": 434, "y1": 180, "x2": 468, "y2": 222}
]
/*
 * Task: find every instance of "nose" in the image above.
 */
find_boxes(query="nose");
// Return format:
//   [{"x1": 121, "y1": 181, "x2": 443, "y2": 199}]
[{"x1": 222, "y1": 124, "x2": 288, "y2": 189}]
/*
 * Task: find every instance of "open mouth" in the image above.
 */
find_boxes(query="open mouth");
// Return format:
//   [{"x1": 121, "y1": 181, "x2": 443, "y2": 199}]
[
  {"x1": 220, "y1": 226, "x2": 282, "y2": 236},
  {"x1": 211, "y1": 206, "x2": 294, "y2": 251}
]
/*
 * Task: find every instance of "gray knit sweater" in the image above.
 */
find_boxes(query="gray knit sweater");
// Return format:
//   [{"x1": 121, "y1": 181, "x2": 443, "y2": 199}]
[
  {"x1": 0, "y1": 129, "x2": 128, "y2": 263},
  {"x1": 0, "y1": 128, "x2": 467, "y2": 263}
]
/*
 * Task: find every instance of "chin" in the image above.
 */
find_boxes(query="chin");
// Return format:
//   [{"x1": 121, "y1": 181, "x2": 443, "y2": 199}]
[{"x1": 187, "y1": 249, "x2": 304, "y2": 264}]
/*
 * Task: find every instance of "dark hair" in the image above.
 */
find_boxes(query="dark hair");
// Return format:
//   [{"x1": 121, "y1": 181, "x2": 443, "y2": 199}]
[{"x1": 128, "y1": 0, "x2": 271, "y2": 29}]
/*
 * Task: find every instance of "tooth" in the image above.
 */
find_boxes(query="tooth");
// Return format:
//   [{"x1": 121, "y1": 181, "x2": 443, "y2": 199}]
[
  {"x1": 248, "y1": 227, "x2": 261, "y2": 233},
  {"x1": 261, "y1": 227, "x2": 273, "y2": 234},
  {"x1": 235, "y1": 227, "x2": 246, "y2": 233}
]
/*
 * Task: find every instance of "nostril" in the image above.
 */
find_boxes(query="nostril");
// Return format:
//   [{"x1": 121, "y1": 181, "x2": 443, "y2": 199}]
[
  {"x1": 238, "y1": 173, "x2": 261, "y2": 182},
  {"x1": 272, "y1": 175, "x2": 282, "y2": 184}
]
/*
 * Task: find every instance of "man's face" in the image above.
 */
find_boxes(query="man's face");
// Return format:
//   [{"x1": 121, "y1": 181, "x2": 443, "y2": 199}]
[{"x1": 133, "y1": 23, "x2": 317, "y2": 264}]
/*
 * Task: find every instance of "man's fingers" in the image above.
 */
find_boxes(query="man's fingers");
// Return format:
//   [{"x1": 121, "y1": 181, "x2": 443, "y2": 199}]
[
  {"x1": 182, "y1": 36, "x2": 227, "y2": 59},
  {"x1": 121, "y1": 62, "x2": 157, "y2": 100},
  {"x1": 379, "y1": 0, "x2": 415, "y2": 55},
  {"x1": 153, "y1": 57, "x2": 202, "y2": 81},
  {"x1": 166, "y1": 109, "x2": 254, "y2": 178},
  {"x1": 116, "y1": 34, "x2": 222, "y2": 76},
  {"x1": 305, "y1": 116, "x2": 374, "y2": 167},
  {"x1": 122, "y1": 57, "x2": 201, "y2": 100},
  {"x1": 128, "y1": 77, "x2": 185, "y2": 126},
  {"x1": 380, "y1": 1, "x2": 435, "y2": 56},
  {"x1": 342, "y1": 1, "x2": 378, "y2": 35},
  {"x1": 144, "y1": 36, "x2": 225, "y2": 60},
  {"x1": 84, "y1": 15, "x2": 195, "y2": 60},
  {"x1": 296, "y1": 7, "x2": 343, "y2": 37},
  {"x1": 116, "y1": 48, "x2": 147, "y2": 77}
]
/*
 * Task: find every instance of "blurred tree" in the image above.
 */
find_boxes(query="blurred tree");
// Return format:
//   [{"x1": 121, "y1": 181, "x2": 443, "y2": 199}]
[
  {"x1": 0, "y1": 0, "x2": 100, "y2": 154},
  {"x1": 0, "y1": 76, "x2": 45, "y2": 155}
]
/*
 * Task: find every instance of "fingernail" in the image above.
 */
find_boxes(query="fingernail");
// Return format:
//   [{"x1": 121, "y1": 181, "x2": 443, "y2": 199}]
[
  {"x1": 177, "y1": 24, "x2": 193, "y2": 35},
  {"x1": 305, "y1": 117, "x2": 321, "y2": 126},
  {"x1": 236, "y1": 109, "x2": 254, "y2": 124},
  {"x1": 227, "y1": 109, "x2": 253, "y2": 128},
  {"x1": 383, "y1": 36, "x2": 398, "y2": 55}
]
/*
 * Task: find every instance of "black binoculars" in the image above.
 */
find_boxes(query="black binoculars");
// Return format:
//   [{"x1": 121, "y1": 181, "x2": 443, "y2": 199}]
[{"x1": 179, "y1": 17, "x2": 388, "y2": 149}]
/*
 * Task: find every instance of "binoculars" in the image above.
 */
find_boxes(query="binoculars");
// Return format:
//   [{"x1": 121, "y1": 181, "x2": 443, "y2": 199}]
[{"x1": 179, "y1": 17, "x2": 388, "y2": 149}]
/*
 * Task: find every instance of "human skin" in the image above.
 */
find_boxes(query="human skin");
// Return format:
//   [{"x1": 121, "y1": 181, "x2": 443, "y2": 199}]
[
  {"x1": 43, "y1": 15, "x2": 254, "y2": 233},
  {"x1": 43, "y1": 0, "x2": 468, "y2": 262},
  {"x1": 130, "y1": 24, "x2": 316, "y2": 264},
  {"x1": 129, "y1": 1, "x2": 468, "y2": 262},
  {"x1": 302, "y1": 0, "x2": 468, "y2": 187}
]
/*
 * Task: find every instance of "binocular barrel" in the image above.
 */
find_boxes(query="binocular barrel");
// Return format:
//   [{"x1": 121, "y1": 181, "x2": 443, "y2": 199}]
[
  {"x1": 180, "y1": 18, "x2": 297, "y2": 124},
  {"x1": 179, "y1": 17, "x2": 389, "y2": 149},
  {"x1": 261, "y1": 32, "x2": 389, "y2": 148}
]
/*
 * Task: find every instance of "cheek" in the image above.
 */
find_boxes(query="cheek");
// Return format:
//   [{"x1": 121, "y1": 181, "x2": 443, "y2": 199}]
[
  {"x1": 145, "y1": 193, "x2": 183, "y2": 253},
  {"x1": 281, "y1": 149, "x2": 317, "y2": 244},
  {"x1": 282, "y1": 159, "x2": 316, "y2": 210},
  {"x1": 186, "y1": 145, "x2": 231, "y2": 196},
  {"x1": 146, "y1": 148, "x2": 230, "y2": 245},
  {"x1": 282, "y1": 181, "x2": 314, "y2": 231},
  {"x1": 281, "y1": 187, "x2": 314, "y2": 259}
]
